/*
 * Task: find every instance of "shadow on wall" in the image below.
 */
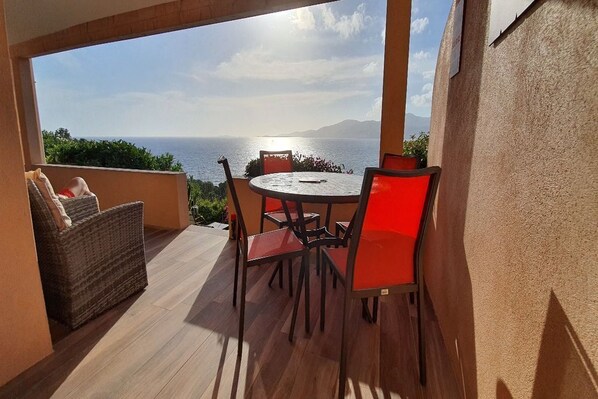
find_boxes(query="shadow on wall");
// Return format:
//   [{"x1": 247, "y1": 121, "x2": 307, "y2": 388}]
[
  {"x1": 531, "y1": 291, "x2": 598, "y2": 398},
  {"x1": 496, "y1": 379, "x2": 514, "y2": 399},
  {"x1": 497, "y1": 291, "x2": 598, "y2": 398},
  {"x1": 426, "y1": 0, "x2": 492, "y2": 397}
]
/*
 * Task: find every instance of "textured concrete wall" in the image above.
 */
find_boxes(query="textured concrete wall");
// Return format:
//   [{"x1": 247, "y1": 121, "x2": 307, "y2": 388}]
[
  {"x1": 426, "y1": 1, "x2": 598, "y2": 398},
  {"x1": 0, "y1": 0, "x2": 53, "y2": 386}
]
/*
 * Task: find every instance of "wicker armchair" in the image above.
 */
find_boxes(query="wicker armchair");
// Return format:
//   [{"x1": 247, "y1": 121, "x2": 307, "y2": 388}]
[{"x1": 27, "y1": 180, "x2": 148, "y2": 329}]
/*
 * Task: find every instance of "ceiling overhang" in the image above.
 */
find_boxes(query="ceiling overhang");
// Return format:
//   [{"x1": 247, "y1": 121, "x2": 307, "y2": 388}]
[{"x1": 7, "y1": 0, "x2": 337, "y2": 58}]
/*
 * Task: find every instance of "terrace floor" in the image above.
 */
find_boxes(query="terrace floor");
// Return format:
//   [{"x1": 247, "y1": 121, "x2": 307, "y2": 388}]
[{"x1": 0, "y1": 226, "x2": 461, "y2": 398}]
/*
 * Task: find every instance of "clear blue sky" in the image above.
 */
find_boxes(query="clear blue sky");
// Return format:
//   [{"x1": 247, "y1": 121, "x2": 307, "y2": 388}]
[{"x1": 33, "y1": 0, "x2": 450, "y2": 137}]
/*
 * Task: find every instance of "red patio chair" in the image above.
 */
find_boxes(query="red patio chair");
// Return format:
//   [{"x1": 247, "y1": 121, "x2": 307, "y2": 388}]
[
  {"x1": 260, "y1": 150, "x2": 321, "y2": 294},
  {"x1": 335, "y1": 153, "x2": 419, "y2": 237},
  {"x1": 218, "y1": 156, "x2": 310, "y2": 357},
  {"x1": 260, "y1": 150, "x2": 320, "y2": 233},
  {"x1": 321, "y1": 166, "x2": 441, "y2": 398}
]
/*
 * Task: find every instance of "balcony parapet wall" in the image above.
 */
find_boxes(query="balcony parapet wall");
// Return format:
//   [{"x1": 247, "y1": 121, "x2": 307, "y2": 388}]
[{"x1": 33, "y1": 163, "x2": 189, "y2": 230}]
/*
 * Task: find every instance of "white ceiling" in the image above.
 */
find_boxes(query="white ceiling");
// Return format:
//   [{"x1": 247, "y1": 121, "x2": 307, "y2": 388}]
[{"x1": 4, "y1": 0, "x2": 172, "y2": 44}]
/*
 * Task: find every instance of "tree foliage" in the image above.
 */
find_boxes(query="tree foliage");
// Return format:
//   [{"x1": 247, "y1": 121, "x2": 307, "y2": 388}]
[
  {"x1": 403, "y1": 132, "x2": 429, "y2": 167},
  {"x1": 42, "y1": 128, "x2": 183, "y2": 172},
  {"x1": 244, "y1": 153, "x2": 351, "y2": 178}
]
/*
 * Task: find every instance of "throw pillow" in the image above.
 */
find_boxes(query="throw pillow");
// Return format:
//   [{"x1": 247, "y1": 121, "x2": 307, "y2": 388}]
[{"x1": 25, "y1": 169, "x2": 72, "y2": 231}]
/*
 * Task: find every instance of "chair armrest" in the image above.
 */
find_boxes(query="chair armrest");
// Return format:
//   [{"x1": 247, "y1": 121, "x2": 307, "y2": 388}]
[
  {"x1": 53, "y1": 201, "x2": 147, "y2": 328},
  {"x1": 58, "y1": 202, "x2": 145, "y2": 274},
  {"x1": 60, "y1": 195, "x2": 100, "y2": 223}
]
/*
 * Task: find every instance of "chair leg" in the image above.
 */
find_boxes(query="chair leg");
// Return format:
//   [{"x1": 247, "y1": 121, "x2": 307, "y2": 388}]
[
  {"x1": 361, "y1": 298, "x2": 375, "y2": 323},
  {"x1": 417, "y1": 287, "x2": 426, "y2": 385},
  {"x1": 304, "y1": 255, "x2": 310, "y2": 333},
  {"x1": 278, "y1": 261, "x2": 284, "y2": 289},
  {"x1": 288, "y1": 259, "x2": 293, "y2": 297},
  {"x1": 268, "y1": 262, "x2": 281, "y2": 287},
  {"x1": 237, "y1": 261, "x2": 248, "y2": 357},
  {"x1": 372, "y1": 297, "x2": 379, "y2": 323},
  {"x1": 233, "y1": 240, "x2": 240, "y2": 307},
  {"x1": 410, "y1": 292, "x2": 415, "y2": 304},
  {"x1": 333, "y1": 272, "x2": 337, "y2": 289},
  {"x1": 339, "y1": 295, "x2": 351, "y2": 399},
  {"x1": 316, "y1": 218, "x2": 321, "y2": 276},
  {"x1": 259, "y1": 214, "x2": 264, "y2": 233},
  {"x1": 289, "y1": 256, "x2": 306, "y2": 342},
  {"x1": 320, "y1": 255, "x2": 327, "y2": 331}
]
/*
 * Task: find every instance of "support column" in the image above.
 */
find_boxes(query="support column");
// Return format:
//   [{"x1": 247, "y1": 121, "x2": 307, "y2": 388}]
[
  {"x1": 12, "y1": 57, "x2": 44, "y2": 167},
  {"x1": 379, "y1": 0, "x2": 412, "y2": 161},
  {"x1": 0, "y1": 0, "x2": 53, "y2": 386}
]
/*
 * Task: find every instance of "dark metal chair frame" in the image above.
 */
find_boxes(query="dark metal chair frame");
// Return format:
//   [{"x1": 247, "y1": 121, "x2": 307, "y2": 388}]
[
  {"x1": 218, "y1": 156, "x2": 310, "y2": 357},
  {"x1": 321, "y1": 166, "x2": 441, "y2": 398},
  {"x1": 259, "y1": 150, "x2": 321, "y2": 295},
  {"x1": 259, "y1": 150, "x2": 320, "y2": 233}
]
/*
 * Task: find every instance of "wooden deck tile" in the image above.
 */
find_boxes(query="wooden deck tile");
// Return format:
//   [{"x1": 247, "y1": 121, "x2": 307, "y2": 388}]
[{"x1": 0, "y1": 226, "x2": 460, "y2": 399}]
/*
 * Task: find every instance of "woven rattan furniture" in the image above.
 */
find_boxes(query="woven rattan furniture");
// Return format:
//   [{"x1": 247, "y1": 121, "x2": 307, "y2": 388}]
[{"x1": 27, "y1": 180, "x2": 148, "y2": 329}]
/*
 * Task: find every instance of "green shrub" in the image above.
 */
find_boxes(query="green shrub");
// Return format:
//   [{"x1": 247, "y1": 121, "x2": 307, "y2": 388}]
[
  {"x1": 244, "y1": 153, "x2": 350, "y2": 177},
  {"x1": 187, "y1": 177, "x2": 227, "y2": 225},
  {"x1": 43, "y1": 129, "x2": 182, "y2": 172},
  {"x1": 189, "y1": 198, "x2": 227, "y2": 225},
  {"x1": 403, "y1": 132, "x2": 429, "y2": 167}
]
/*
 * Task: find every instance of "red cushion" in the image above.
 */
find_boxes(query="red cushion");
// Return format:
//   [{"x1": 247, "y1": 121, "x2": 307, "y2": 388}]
[
  {"x1": 353, "y1": 231, "x2": 415, "y2": 289},
  {"x1": 382, "y1": 155, "x2": 418, "y2": 170},
  {"x1": 247, "y1": 228, "x2": 304, "y2": 261},
  {"x1": 323, "y1": 247, "x2": 349, "y2": 278},
  {"x1": 351, "y1": 174, "x2": 429, "y2": 290},
  {"x1": 263, "y1": 155, "x2": 292, "y2": 174},
  {"x1": 324, "y1": 233, "x2": 415, "y2": 290},
  {"x1": 265, "y1": 197, "x2": 297, "y2": 213}
]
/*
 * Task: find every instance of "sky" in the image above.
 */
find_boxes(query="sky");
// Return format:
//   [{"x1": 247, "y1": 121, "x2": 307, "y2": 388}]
[{"x1": 33, "y1": 0, "x2": 451, "y2": 138}]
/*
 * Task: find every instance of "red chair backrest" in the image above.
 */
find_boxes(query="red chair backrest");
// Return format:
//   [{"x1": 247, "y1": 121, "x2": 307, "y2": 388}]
[
  {"x1": 381, "y1": 153, "x2": 420, "y2": 170},
  {"x1": 260, "y1": 150, "x2": 295, "y2": 212},
  {"x1": 347, "y1": 167, "x2": 441, "y2": 292}
]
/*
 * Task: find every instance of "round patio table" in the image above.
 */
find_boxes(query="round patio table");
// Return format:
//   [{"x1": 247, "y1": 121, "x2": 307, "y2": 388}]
[
  {"x1": 249, "y1": 171, "x2": 363, "y2": 237},
  {"x1": 249, "y1": 171, "x2": 363, "y2": 204}
]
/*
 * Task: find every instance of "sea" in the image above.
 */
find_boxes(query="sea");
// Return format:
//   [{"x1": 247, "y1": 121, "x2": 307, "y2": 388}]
[{"x1": 110, "y1": 136, "x2": 380, "y2": 184}]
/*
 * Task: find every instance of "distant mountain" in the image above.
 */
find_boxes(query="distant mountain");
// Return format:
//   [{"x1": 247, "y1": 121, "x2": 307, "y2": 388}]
[{"x1": 280, "y1": 113, "x2": 430, "y2": 139}]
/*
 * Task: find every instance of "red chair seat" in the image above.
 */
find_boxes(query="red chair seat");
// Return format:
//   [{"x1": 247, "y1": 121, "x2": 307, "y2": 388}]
[
  {"x1": 324, "y1": 231, "x2": 416, "y2": 289},
  {"x1": 247, "y1": 228, "x2": 304, "y2": 262},
  {"x1": 323, "y1": 247, "x2": 349, "y2": 277}
]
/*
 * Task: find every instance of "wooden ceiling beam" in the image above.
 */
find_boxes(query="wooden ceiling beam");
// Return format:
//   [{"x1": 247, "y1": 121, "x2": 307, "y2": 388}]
[{"x1": 10, "y1": 0, "x2": 336, "y2": 58}]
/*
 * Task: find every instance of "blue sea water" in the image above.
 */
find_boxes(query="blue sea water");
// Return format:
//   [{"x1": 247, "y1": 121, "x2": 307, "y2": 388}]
[{"x1": 115, "y1": 136, "x2": 380, "y2": 183}]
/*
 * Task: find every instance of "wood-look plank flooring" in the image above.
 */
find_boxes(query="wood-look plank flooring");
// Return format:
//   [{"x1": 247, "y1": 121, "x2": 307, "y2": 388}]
[{"x1": 0, "y1": 226, "x2": 461, "y2": 398}]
